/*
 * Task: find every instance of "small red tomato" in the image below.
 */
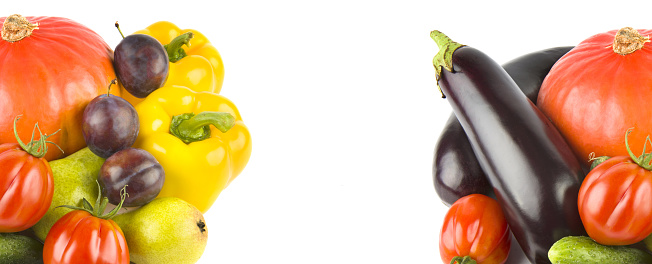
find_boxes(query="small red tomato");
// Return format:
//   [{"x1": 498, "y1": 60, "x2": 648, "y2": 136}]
[
  {"x1": 440, "y1": 194, "x2": 511, "y2": 264},
  {"x1": 43, "y1": 185, "x2": 129, "y2": 264},
  {"x1": 0, "y1": 116, "x2": 56, "y2": 232},
  {"x1": 578, "y1": 129, "x2": 652, "y2": 245}
]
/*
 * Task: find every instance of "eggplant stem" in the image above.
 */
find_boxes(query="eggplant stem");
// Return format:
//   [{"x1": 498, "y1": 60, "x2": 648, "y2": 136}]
[{"x1": 430, "y1": 30, "x2": 465, "y2": 99}]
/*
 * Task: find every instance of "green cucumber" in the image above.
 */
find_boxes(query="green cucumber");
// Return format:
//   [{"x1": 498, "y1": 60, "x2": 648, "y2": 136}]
[
  {"x1": 548, "y1": 236, "x2": 652, "y2": 264},
  {"x1": 0, "y1": 233, "x2": 43, "y2": 264}
]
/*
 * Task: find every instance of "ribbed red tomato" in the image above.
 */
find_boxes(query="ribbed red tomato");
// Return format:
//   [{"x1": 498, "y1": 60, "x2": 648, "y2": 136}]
[
  {"x1": 43, "y1": 184, "x2": 130, "y2": 264},
  {"x1": 538, "y1": 27, "x2": 652, "y2": 169},
  {"x1": 0, "y1": 14, "x2": 119, "y2": 161},
  {"x1": 578, "y1": 129, "x2": 652, "y2": 245},
  {"x1": 0, "y1": 117, "x2": 54, "y2": 232},
  {"x1": 43, "y1": 210, "x2": 129, "y2": 264},
  {"x1": 440, "y1": 194, "x2": 511, "y2": 264}
]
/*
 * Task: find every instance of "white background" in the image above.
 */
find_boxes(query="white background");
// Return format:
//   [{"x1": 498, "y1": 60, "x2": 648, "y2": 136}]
[{"x1": 5, "y1": 1, "x2": 652, "y2": 263}]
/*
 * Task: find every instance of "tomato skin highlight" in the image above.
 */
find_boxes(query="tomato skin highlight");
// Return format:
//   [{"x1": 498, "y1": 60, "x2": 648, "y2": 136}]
[
  {"x1": 578, "y1": 155, "x2": 652, "y2": 245},
  {"x1": 0, "y1": 143, "x2": 54, "y2": 232},
  {"x1": 43, "y1": 210, "x2": 129, "y2": 264},
  {"x1": 439, "y1": 194, "x2": 511, "y2": 264}
]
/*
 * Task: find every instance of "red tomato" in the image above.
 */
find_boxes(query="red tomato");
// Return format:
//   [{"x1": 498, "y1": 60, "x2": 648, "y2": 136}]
[
  {"x1": 537, "y1": 27, "x2": 652, "y2": 169},
  {"x1": 578, "y1": 153, "x2": 652, "y2": 245},
  {"x1": 0, "y1": 136, "x2": 54, "y2": 232},
  {"x1": 439, "y1": 194, "x2": 511, "y2": 264},
  {"x1": 43, "y1": 210, "x2": 129, "y2": 264}
]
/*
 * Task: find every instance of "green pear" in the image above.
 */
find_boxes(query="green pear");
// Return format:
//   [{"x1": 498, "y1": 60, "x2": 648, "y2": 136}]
[
  {"x1": 113, "y1": 197, "x2": 208, "y2": 264},
  {"x1": 31, "y1": 147, "x2": 104, "y2": 241},
  {"x1": 0, "y1": 232, "x2": 43, "y2": 264}
]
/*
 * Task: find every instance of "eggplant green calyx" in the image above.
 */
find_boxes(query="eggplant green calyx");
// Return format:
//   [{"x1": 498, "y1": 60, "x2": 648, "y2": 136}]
[
  {"x1": 165, "y1": 32, "x2": 194, "y2": 63},
  {"x1": 57, "y1": 181, "x2": 128, "y2": 220},
  {"x1": 449, "y1": 256, "x2": 477, "y2": 264},
  {"x1": 625, "y1": 128, "x2": 652, "y2": 170},
  {"x1": 13, "y1": 115, "x2": 63, "y2": 158},
  {"x1": 169, "y1": 111, "x2": 235, "y2": 144},
  {"x1": 431, "y1": 30, "x2": 465, "y2": 98}
]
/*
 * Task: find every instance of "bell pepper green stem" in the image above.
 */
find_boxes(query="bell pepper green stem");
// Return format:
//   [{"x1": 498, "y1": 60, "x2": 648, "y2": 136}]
[
  {"x1": 169, "y1": 111, "x2": 235, "y2": 144},
  {"x1": 165, "y1": 32, "x2": 194, "y2": 63}
]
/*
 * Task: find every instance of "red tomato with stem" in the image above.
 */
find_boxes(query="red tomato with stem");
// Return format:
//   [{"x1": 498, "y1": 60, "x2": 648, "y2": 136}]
[
  {"x1": 0, "y1": 116, "x2": 57, "y2": 232},
  {"x1": 43, "y1": 184, "x2": 129, "y2": 264},
  {"x1": 578, "y1": 129, "x2": 652, "y2": 245},
  {"x1": 440, "y1": 194, "x2": 511, "y2": 264}
]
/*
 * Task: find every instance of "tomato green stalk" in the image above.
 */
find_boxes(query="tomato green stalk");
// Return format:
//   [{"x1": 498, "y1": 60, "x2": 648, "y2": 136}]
[
  {"x1": 165, "y1": 32, "x2": 194, "y2": 63},
  {"x1": 624, "y1": 128, "x2": 652, "y2": 170},
  {"x1": 13, "y1": 115, "x2": 62, "y2": 158},
  {"x1": 169, "y1": 111, "x2": 235, "y2": 144},
  {"x1": 58, "y1": 182, "x2": 128, "y2": 220},
  {"x1": 449, "y1": 256, "x2": 477, "y2": 264},
  {"x1": 588, "y1": 153, "x2": 610, "y2": 171}
]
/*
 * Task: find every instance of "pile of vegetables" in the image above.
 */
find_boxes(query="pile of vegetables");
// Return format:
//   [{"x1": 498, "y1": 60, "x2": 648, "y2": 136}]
[
  {"x1": 432, "y1": 27, "x2": 652, "y2": 264},
  {"x1": 0, "y1": 14, "x2": 251, "y2": 263}
]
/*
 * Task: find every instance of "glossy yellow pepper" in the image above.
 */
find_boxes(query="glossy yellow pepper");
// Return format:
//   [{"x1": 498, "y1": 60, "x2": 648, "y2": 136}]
[
  {"x1": 120, "y1": 21, "x2": 225, "y2": 106},
  {"x1": 133, "y1": 85, "x2": 251, "y2": 213}
]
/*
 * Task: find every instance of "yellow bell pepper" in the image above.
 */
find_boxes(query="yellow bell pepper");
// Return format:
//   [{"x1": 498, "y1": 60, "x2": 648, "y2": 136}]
[
  {"x1": 133, "y1": 85, "x2": 251, "y2": 213},
  {"x1": 120, "y1": 21, "x2": 225, "y2": 106}
]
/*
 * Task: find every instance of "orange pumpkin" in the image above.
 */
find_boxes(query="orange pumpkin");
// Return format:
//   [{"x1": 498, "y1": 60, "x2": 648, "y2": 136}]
[
  {"x1": 538, "y1": 27, "x2": 652, "y2": 169},
  {"x1": 0, "y1": 14, "x2": 119, "y2": 161}
]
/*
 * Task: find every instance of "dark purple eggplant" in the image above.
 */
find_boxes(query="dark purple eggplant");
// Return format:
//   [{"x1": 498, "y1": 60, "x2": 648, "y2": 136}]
[
  {"x1": 431, "y1": 31, "x2": 586, "y2": 264},
  {"x1": 433, "y1": 46, "x2": 573, "y2": 207}
]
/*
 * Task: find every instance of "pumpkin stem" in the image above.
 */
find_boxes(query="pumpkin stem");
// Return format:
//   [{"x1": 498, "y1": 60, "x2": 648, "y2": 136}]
[
  {"x1": 613, "y1": 27, "x2": 649, "y2": 55},
  {"x1": 1, "y1": 14, "x2": 38, "y2": 42}
]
